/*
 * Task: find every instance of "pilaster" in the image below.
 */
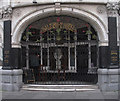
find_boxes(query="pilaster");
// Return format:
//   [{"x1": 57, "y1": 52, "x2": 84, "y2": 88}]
[
  {"x1": 0, "y1": 6, "x2": 23, "y2": 91},
  {"x1": 98, "y1": 2, "x2": 120, "y2": 92},
  {"x1": 107, "y1": 2, "x2": 119, "y2": 69}
]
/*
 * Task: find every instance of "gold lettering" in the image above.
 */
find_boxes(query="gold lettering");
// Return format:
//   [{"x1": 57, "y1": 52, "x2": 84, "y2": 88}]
[
  {"x1": 112, "y1": 58, "x2": 117, "y2": 61},
  {"x1": 5, "y1": 51, "x2": 9, "y2": 54},
  {"x1": 4, "y1": 60, "x2": 9, "y2": 63},
  {"x1": 4, "y1": 55, "x2": 9, "y2": 58},
  {"x1": 111, "y1": 52, "x2": 117, "y2": 55},
  {"x1": 40, "y1": 22, "x2": 76, "y2": 33}
]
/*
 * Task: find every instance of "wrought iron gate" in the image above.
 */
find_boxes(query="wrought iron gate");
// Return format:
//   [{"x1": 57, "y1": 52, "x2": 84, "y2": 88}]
[{"x1": 21, "y1": 16, "x2": 98, "y2": 85}]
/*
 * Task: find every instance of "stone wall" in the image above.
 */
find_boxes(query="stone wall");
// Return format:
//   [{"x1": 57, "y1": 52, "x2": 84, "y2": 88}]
[
  {"x1": 98, "y1": 69, "x2": 120, "y2": 92},
  {"x1": 0, "y1": 69, "x2": 23, "y2": 91}
]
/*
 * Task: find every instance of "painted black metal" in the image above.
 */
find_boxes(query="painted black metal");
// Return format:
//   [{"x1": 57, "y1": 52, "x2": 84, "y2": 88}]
[
  {"x1": 22, "y1": 35, "x2": 98, "y2": 84},
  {"x1": 21, "y1": 15, "x2": 98, "y2": 84}
]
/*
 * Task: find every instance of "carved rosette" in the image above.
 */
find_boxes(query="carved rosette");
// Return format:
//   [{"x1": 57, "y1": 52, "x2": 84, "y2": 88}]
[
  {"x1": 0, "y1": 6, "x2": 12, "y2": 19},
  {"x1": 97, "y1": 6, "x2": 106, "y2": 14},
  {"x1": 106, "y1": 2, "x2": 119, "y2": 16},
  {"x1": 13, "y1": 9, "x2": 21, "y2": 17}
]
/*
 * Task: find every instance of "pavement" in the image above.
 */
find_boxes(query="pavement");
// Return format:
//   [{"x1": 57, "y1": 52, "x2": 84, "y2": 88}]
[
  {"x1": 1, "y1": 85, "x2": 119, "y2": 100},
  {"x1": 2, "y1": 90, "x2": 119, "y2": 99}
]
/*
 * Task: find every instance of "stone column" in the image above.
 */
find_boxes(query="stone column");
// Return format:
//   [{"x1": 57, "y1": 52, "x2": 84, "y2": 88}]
[
  {"x1": 0, "y1": 6, "x2": 23, "y2": 91},
  {"x1": 98, "y1": 2, "x2": 120, "y2": 92}
]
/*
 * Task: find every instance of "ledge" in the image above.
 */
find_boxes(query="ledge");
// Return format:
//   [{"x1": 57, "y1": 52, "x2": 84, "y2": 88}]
[
  {"x1": 10, "y1": 0, "x2": 118, "y2": 8},
  {"x1": 0, "y1": 69, "x2": 23, "y2": 75},
  {"x1": 98, "y1": 69, "x2": 120, "y2": 75}
]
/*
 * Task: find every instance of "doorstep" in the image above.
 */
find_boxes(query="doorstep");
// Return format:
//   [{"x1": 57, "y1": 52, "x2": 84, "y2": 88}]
[{"x1": 22, "y1": 84, "x2": 99, "y2": 92}]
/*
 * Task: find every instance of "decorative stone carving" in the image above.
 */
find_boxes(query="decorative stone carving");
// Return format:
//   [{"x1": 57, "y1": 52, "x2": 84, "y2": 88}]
[
  {"x1": 55, "y1": 3, "x2": 61, "y2": 15},
  {"x1": 0, "y1": 6, "x2": 12, "y2": 19},
  {"x1": 14, "y1": 9, "x2": 21, "y2": 17},
  {"x1": 3, "y1": 6, "x2": 12, "y2": 19},
  {"x1": 107, "y1": 2, "x2": 119, "y2": 10},
  {"x1": 97, "y1": 6, "x2": 106, "y2": 14},
  {"x1": 106, "y1": 2, "x2": 119, "y2": 16}
]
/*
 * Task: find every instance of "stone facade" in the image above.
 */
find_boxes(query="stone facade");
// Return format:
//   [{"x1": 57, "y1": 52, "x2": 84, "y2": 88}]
[
  {"x1": 0, "y1": 0, "x2": 120, "y2": 91},
  {"x1": 98, "y1": 69, "x2": 120, "y2": 92},
  {"x1": 0, "y1": 69, "x2": 23, "y2": 91}
]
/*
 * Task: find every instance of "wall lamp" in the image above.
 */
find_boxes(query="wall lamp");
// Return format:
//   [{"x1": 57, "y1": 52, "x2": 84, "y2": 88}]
[{"x1": 33, "y1": 0, "x2": 37, "y2": 4}]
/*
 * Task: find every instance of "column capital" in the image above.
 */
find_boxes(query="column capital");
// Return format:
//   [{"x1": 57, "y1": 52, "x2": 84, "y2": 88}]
[
  {"x1": 0, "y1": 5, "x2": 12, "y2": 20},
  {"x1": 106, "y1": 2, "x2": 119, "y2": 17}
]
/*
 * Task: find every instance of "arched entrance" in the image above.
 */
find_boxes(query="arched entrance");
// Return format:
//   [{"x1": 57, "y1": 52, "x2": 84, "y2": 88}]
[{"x1": 21, "y1": 15, "x2": 98, "y2": 84}]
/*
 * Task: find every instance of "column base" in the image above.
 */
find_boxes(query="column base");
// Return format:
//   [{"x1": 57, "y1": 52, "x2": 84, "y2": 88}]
[
  {"x1": 0, "y1": 69, "x2": 23, "y2": 91},
  {"x1": 98, "y1": 69, "x2": 120, "y2": 92}
]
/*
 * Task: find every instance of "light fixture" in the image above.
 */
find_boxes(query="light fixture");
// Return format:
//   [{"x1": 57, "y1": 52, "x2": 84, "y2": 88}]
[{"x1": 33, "y1": 0, "x2": 37, "y2": 4}]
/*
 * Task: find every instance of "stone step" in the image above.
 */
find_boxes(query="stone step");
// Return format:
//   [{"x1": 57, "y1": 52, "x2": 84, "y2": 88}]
[{"x1": 22, "y1": 84, "x2": 99, "y2": 91}]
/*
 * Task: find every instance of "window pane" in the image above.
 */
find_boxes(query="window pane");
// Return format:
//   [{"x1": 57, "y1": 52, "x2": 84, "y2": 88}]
[
  {"x1": 42, "y1": 48, "x2": 47, "y2": 66},
  {"x1": 21, "y1": 46, "x2": 26, "y2": 67},
  {"x1": 70, "y1": 48, "x2": 75, "y2": 66},
  {"x1": 29, "y1": 46, "x2": 40, "y2": 67}
]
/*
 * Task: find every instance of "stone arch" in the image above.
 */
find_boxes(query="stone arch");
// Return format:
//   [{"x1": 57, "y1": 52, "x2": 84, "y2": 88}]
[
  {"x1": 0, "y1": 25, "x2": 3, "y2": 44},
  {"x1": 12, "y1": 7, "x2": 108, "y2": 46},
  {"x1": 0, "y1": 25, "x2": 3, "y2": 62}
]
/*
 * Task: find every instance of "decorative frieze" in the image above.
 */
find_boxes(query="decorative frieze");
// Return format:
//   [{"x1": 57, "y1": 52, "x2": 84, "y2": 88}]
[{"x1": 0, "y1": 6, "x2": 12, "y2": 19}]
